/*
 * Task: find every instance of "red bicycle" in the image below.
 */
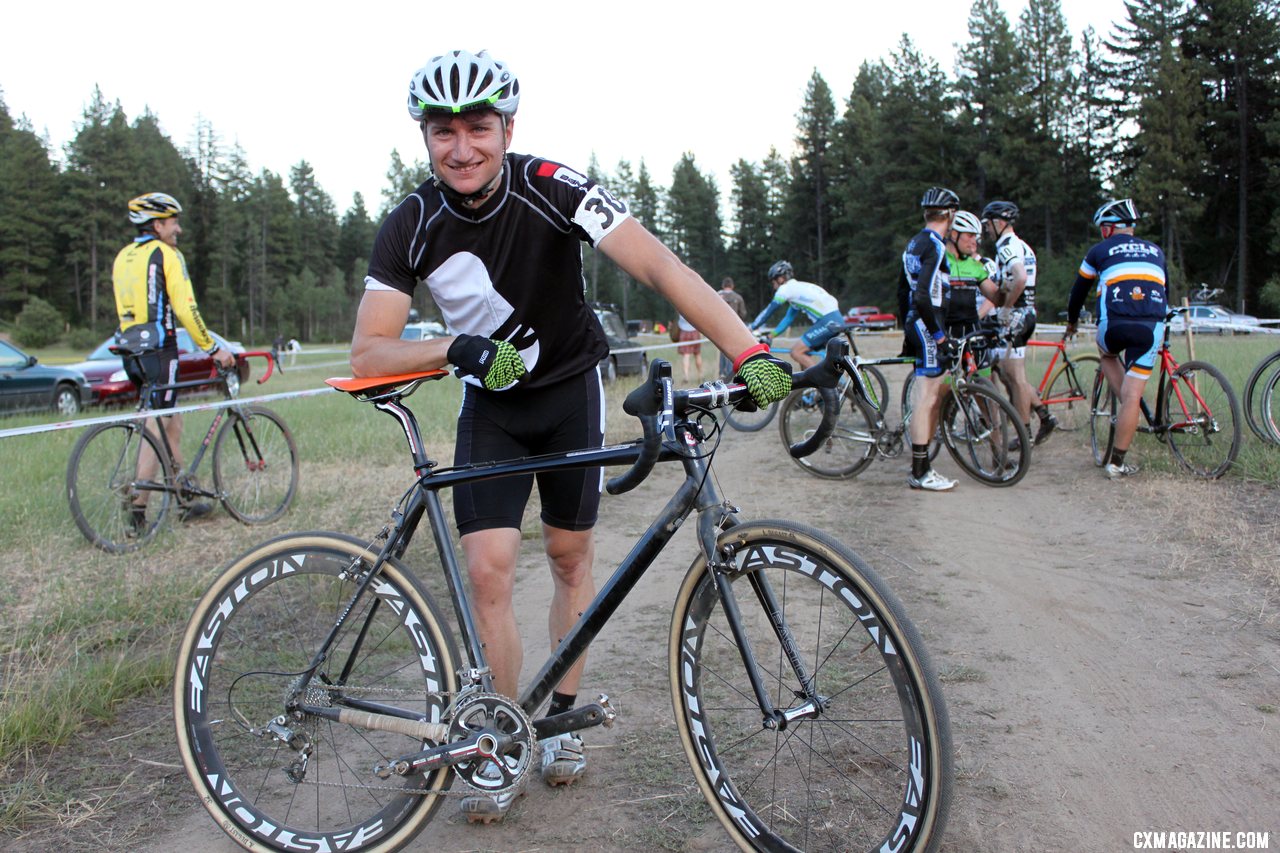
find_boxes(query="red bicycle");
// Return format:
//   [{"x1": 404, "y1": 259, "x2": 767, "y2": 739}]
[
  {"x1": 1023, "y1": 335, "x2": 1101, "y2": 431},
  {"x1": 1088, "y1": 307, "x2": 1242, "y2": 479}
]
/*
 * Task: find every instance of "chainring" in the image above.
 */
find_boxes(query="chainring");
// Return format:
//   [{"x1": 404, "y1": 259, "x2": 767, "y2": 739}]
[{"x1": 447, "y1": 692, "x2": 536, "y2": 795}]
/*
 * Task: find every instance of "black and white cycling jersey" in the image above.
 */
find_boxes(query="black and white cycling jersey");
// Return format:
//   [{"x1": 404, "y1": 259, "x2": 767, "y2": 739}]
[
  {"x1": 993, "y1": 232, "x2": 1037, "y2": 310},
  {"x1": 366, "y1": 153, "x2": 628, "y2": 390}
]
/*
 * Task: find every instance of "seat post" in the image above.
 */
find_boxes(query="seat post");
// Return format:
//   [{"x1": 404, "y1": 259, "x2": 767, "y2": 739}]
[{"x1": 373, "y1": 397, "x2": 435, "y2": 475}]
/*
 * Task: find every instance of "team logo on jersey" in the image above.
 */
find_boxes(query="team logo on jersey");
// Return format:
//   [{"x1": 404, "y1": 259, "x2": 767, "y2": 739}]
[
  {"x1": 536, "y1": 161, "x2": 588, "y2": 188},
  {"x1": 1131, "y1": 286, "x2": 1146, "y2": 301}
]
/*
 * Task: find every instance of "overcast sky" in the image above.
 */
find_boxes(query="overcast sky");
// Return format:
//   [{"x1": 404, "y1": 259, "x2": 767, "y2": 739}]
[{"x1": 4, "y1": 0, "x2": 1123, "y2": 214}]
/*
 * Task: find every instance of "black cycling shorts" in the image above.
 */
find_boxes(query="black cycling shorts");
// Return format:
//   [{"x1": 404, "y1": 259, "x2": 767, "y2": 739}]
[
  {"x1": 123, "y1": 346, "x2": 180, "y2": 410},
  {"x1": 452, "y1": 370, "x2": 605, "y2": 535}
]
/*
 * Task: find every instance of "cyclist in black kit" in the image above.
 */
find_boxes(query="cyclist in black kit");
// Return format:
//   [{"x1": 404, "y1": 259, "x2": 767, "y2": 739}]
[{"x1": 350, "y1": 49, "x2": 792, "y2": 823}]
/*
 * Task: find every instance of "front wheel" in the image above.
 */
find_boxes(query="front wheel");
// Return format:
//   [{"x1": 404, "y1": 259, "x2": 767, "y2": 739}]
[
  {"x1": 779, "y1": 386, "x2": 877, "y2": 479},
  {"x1": 1242, "y1": 350, "x2": 1280, "y2": 444},
  {"x1": 1042, "y1": 354, "x2": 1100, "y2": 432},
  {"x1": 213, "y1": 405, "x2": 299, "y2": 523},
  {"x1": 1264, "y1": 363, "x2": 1280, "y2": 445},
  {"x1": 939, "y1": 382, "x2": 1030, "y2": 486},
  {"x1": 66, "y1": 420, "x2": 172, "y2": 553},
  {"x1": 1163, "y1": 360, "x2": 1241, "y2": 479},
  {"x1": 173, "y1": 532, "x2": 460, "y2": 853},
  {"x1": 1089, "y1": 368, "x2": 1116, "y2": 467},
  {"x1": 669, "y1": 520, "x2": 952, "y2": 852}
]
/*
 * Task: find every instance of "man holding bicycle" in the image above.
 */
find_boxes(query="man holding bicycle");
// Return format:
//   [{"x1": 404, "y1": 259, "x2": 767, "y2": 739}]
[
  {"x1": 113, "y1": 192, "x2": 236, "y2": 526},
  {"x1": 902, "y1": 187, "x2": 960, "y2": 492},
  {"x1": 981, "y1": 200, "x2": 1058, "y2": 448},
  {"x1": 350, "y1": 49, "x2": 791, "y2": 822},
  {"x1": 1065, "y1": 199, "x2": 1168, "y2": 478}
]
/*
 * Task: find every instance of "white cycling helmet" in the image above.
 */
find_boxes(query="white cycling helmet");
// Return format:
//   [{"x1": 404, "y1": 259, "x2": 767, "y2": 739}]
[
  {"x1": 951, "y1": 210, "x2": 981, "y2": 235},
  {"x1": 1092, "y1": 198, "x2": 1139, "y2": 226},
  {"x1": 408, "y1": 50, "x2": 520, "y2": 121},
  {"x1": 127, "y1": 192, "x2": 182, "y2": 225}
]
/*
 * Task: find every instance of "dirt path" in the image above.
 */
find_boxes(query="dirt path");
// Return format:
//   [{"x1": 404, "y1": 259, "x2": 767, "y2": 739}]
[{"x1": 122, "y1": 410, "x2": 1279, "y2": 853}]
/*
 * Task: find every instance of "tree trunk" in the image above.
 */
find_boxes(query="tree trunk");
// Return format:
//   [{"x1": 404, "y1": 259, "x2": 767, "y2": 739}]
[{"x1": 1235, "y1": 60, "x2": 1248, "y2": 313}]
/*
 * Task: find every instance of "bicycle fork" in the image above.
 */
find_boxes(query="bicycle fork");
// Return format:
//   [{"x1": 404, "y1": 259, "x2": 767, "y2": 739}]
[{"x1": 694, "y1": 494, "x2": 826, "y2": 731}]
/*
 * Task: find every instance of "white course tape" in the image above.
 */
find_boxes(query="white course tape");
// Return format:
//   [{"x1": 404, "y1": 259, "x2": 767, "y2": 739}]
[{"x1": 0, "y1": 387, "x2": 337, "y2": 440}]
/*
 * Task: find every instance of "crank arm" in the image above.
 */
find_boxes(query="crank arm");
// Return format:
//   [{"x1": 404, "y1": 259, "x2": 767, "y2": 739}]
[
  {"x1": 532, "y1": 693, "x2": 617, "y2": 741},
  {"x1": 374, "y1": 727, "x2": 516, "y2": 779}
]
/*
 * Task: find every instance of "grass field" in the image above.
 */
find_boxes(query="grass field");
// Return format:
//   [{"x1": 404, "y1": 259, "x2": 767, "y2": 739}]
[{"x1": 0, "y1": 331, "x2": 1276, "y2": 838}]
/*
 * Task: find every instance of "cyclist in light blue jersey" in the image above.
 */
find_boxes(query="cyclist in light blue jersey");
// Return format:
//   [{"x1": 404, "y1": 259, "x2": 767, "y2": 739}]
[{"x1": 750, "y1": 260, "x2": 843, "y2": 370}]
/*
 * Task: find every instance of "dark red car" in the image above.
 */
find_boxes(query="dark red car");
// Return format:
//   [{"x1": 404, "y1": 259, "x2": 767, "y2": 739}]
[
  {"x1": 67, "y1": 329, "x2": 249, "y2": 406},
  {"x1": 845, "y1": 305, "x2": 897, "y2": 330}
]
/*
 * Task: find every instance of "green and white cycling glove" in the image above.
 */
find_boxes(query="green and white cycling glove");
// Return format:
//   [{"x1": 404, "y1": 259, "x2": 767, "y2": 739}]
[
  {"x1": 447, "y1": 335, "x2": 527, "y2": 391},
  {"x1": 734, "y1": 349, "x2": 793, "y2": 408}
]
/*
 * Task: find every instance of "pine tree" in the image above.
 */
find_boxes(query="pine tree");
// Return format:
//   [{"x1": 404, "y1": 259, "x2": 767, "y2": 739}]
[
  {"x1": 1183, "y1": 0, "x2": 1280, "y2": 311},
  {"x1": 665, "y1": 154, "x2": 724, "y2": 285},
  {"x1": 784, "y1": 71, "x2": 838, "y2": 287},
  {"x1": 0, "y1": 100, "x2": 59, "y2": 314}
]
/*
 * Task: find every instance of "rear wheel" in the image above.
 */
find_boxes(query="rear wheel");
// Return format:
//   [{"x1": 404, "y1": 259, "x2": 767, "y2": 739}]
[
  {"x1": 1164, "y1": 360, "x2": 1241, "y2": 479},
  {"x1": 1042, "y1": 354, "x2": 1100, "y2": 432},
  {"x1": 174, "y1": 532, "x2": 459, "y2": 853},
  {"x1": 780, "y1": 386, "x2": 877, "y2": 479},
  {"x1": 670, "y1": 520, "x2": 952, "y2": 852},
  {"x1": 1089, "y1": 368, "x2": 1115, "y2": 467},
  {"x1": 66, "y1": 420, "x2": 172, "y2": 552}
]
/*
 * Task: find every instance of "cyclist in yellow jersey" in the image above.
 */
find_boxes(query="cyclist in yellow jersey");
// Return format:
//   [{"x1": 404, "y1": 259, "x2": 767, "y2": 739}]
[{"x1": 114, "y1": 192, "x2": 235, "y2": 525}]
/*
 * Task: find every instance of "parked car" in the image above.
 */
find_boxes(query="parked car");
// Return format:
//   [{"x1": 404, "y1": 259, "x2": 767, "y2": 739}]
[
  {"x1": 400, "y1": 321, "x2": 446, "y2": 341},
  {"x1": 845, "y1": 305, "x2": 897, "y2": 330},
  {"x1": 0, "y1": 339, "x2": 89, "y2": 416},
  {"x1": 1169, "y1": 304, "x2": 1259, "y2": 335},
  {"x1": 66, "y1": 329, "x2": 249, "y2": 406},
  {"x1": 591, "y1": 303, "x2": 648, "y2": 382}
]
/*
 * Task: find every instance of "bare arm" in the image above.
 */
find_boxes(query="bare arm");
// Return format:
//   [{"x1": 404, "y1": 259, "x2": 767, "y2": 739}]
[
  {"x1": 1002, "y1": 261, "x2": 1028, "y2": 307},
  {"x1": 350, "y1": 289, "x2": 454, "y2": 378},
  {"x1": 599, "y1": 218, "x2": 756, "y2": 361}
]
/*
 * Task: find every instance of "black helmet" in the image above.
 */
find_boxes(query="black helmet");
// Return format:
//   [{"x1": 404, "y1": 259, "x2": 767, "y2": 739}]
[
  {"x1": 920, "y1": 187, "x2": 960, "y2": 209},
  {"x1": 767, "y1": 260, "x2": 794, "y2": 280},
  {"x1": 981, "y1": 201, "x2": 1019, "y2": 223},
  {"x1": 1092, "y1": 198, "x2": 1139, "y2": 226}
]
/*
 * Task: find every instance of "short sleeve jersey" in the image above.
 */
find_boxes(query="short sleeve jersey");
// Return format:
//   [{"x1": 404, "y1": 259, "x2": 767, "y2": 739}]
[
  {"x1": 112, "y1": 235, "x2": 217, "y2": 352},
  {"x1": 1069, "y1": 234, "x2": 1167, "y2": 323},
  {"x1": 902, "y1": 229, "x2": 950, "y2": 337},
  {"x1": 945, "y1": 251, "x2": 991, "y2": 324},
  {"x1": 994, "y1": 233, "x2": 1037, "y2": 310},
  {"x1": 366, "y1": 153, "x2": 628, "y2": 390}
]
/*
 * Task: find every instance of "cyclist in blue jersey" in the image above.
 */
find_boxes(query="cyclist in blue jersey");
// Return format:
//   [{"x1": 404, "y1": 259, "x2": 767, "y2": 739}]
[
  {"x1": 750, "y1": 261, "x2": 843, "y2": 370},
  {"x1": 351, "y1": 50, "x2": 793, "y2": 822},
  {"x1": 903, "y1": 186, "x2": 961, "y2": 492},
  {"x1": 1065, "y1": 199, "x2": 1168, "y2": 479}
]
